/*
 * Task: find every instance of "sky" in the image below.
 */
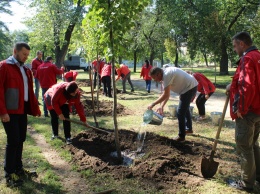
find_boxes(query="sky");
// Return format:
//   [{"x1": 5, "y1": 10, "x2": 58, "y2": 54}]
[{"x1": 0, "y1": 1, "x2": 31, "y2": 31}]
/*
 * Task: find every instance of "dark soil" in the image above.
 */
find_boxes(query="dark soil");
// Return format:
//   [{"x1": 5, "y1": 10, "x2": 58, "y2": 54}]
[
  {"x1": 66, "y1": 129, "x2": 212, "y2": 192},
  {"x1": 81, "y1": 99, "x2": 132, "y2": 117}
]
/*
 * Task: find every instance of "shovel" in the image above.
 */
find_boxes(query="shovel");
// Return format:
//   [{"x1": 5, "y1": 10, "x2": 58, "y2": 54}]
[
  {"x1": 65, "y1": 118, "x2": 110, "y2": 134},
  {"x1": 201, "y1": 94, "x2": 229, "y2": 178}
]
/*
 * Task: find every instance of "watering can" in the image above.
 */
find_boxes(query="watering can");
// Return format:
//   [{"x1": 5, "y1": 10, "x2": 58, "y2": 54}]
[{"x1": 143, "y1": 110, "x2": 163, "y2": 125}]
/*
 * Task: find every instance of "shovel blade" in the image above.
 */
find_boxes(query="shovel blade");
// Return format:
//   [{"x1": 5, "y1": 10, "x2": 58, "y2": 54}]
[{"x1": 201, "y1": 156, "x2": 219, "y2": 178}]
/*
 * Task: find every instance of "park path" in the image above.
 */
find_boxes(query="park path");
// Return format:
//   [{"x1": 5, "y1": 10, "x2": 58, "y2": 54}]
[
  {"x1": 27, "y1": 126, "x2": 90, "y2": 194},
  {"x1": 131, "y1": 78, "x2": 232, "y2": 121}
]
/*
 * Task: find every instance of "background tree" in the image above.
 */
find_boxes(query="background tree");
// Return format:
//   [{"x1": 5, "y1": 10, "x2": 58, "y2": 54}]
[{"x1": 26, "y1": 0, "x2": 86, "y2": 67}]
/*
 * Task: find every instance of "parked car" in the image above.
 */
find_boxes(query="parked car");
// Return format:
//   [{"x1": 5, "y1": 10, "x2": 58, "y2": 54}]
[{"x1": 64, "y1": 56, "x2": 90, "y2": 71}]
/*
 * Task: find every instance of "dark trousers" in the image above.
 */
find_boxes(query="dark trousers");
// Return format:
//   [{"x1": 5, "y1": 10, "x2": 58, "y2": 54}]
[
  {"x1": 42, "y1": 88, "x2": 49, "y2": 116},
  {"x1": 122, "y1": 72, "x2": 134, "y2": 92},
  {"x1": 3, "y1": 104, "x2": 28, "y2": 176},
  {"x1": 177, "y1": 86, "x2": 197, "y2": 138},
  {"x1": 102, "y1": 76, "x2": 112, "y2": 97},
  {"x1": 49, "y1": 104, "x2": 71, "y2": 138},
  {"x1": 145, "y1": 80, "x2": 151, "y2": 93},
  {"x1": 94, "y1": 72, "x2": 101, "y2": 89},
  {"x1": 195, "y1": 92, "x2": 214, "y2": 116}
]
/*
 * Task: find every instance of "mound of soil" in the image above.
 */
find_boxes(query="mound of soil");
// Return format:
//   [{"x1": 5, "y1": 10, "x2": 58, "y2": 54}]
[
  {"x1": 66, "y1": 129, "x2": 211, "y2": 192},
  {"x1": 77, "y1": 79, "x2": 91, "y2": 87},
  {"x1": 82, "y1": 99, "x2": 132, "y2": 116}
]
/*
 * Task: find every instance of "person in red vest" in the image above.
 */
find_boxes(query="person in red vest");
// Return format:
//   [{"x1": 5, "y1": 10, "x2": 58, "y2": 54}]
[
  {"x1": 44, "y1": 81, "x2": 87, "y2": 145},
  {"x1": 92, "y1": 56, "x2": 105, "y2": 89},
  {"x1": 115, "y1": 63, "x2": 134, "y2": 93},
  {"x1": 140, "y1": 60, "x2": 152, "y2": 93},
  {"x1": 36, "y1": 56, "x2": 64, "y2": 117},
  {"x1": 187, "y1": 71, "x2": 215, "y2": 121},
  {"x1": 64, "y1": 70, "x2": 78, "y2": 82},
  {"x1": 31, "y1": 51, "x2": 43, "y2": 103},
  {"x1": 101, "y1": 62, "x2": 112, "y2": 97},
  {"x1": 0, "y1": 42, "x2": 41, "y2": 187}
]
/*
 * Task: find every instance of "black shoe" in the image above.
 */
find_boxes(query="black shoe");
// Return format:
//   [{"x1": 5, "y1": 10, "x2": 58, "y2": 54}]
[
  {"x1": 121, "y1": 91, "x2": 127, "y2": 94},
  {"x1": 227, "y1": 179, "x2": 253, "y2": 192},
  {"x1": 16, "y1": 168, "x2": 38, "y2": 178},
  {"x1": 6, "y1": 173, "x2": 23, "y2": 187},
  {"x1": 131, "y1": 89, "x2": 134, "y2": 92},
  {"x1": 51, "y1": 135, "x2": 59, "y2": 140},
  {"x1": 185, "y1": 130, "x2": 193, "y2": 134},
  {"x1": 173, "y1": 136, "x2": 185, "y2": 142},
  {"x1": 44, "y1": 115, "x2": 50, "y2": 118}
]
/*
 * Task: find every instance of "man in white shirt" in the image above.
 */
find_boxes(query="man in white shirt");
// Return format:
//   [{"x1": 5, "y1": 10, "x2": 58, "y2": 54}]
[{"x1": 148, "y1": 67, "x2": 198, "y2": 141}]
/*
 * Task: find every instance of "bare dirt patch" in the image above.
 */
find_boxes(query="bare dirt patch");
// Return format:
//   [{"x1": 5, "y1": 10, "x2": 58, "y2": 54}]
[
  {"x1": 81, "y1": 99, "x2": 133, "y2": 117},
  {"x1": 66, "y1": 129, "x2": 210, "y2": 193}
]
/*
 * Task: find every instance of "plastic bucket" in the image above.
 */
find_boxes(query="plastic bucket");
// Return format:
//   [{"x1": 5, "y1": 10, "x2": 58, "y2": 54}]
[
  {"x1": 210, "y1": 112, "x2": 222, "y2": 125},
  {"x1": 168, "y1": 105, "x2": 178, "y2": 117},
  {"x1": 143, "y1": 110, "x2": 163, "y2": 125}
]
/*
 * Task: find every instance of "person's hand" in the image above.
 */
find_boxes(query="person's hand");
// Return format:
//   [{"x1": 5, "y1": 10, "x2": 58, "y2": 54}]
[
  {"x1": 1, "y1": 114, "x2": 10, "y2": 122},
  {"x1": 226, "y1": 84, "x2": 231, "y2": 95},
  {"x1": 148, "y1": 103, "x2": 155, "y2": 110},
  {"x1": 58, "y1": 114, "x2": 65, "y2": 120},
  {"x1": 236, "y1": 110, "x2": 243, "y2": 119},
  {"x1": 205, "y1": 94, "x2": 209, "y2": 100},
  {"x1": 156, "y1": 107, "x2": 164, "y2": 115}
]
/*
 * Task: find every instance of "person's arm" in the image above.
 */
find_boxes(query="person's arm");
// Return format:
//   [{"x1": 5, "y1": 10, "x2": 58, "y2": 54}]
[
  {"x1": 148, "y1": 85, "x2": 171, "y2": 114},
  {"x1": 74, "y1": 93, "x2": 87, "y2": 122},
  {"x1": 115, "y1": 69, "x2": 121, "y2": 81}
]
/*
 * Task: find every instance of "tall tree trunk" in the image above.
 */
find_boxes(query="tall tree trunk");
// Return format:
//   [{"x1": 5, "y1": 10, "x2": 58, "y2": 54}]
[
  {"x1": 133, "y1": 50, "x2": 137, "y2": 72},
  {"x1": 219, "y1": 36, "x2": 229, "y2": 75},
  {"x1": 161, "y1": 51, "x2": 164, "y2": 67},
  {"x1": 203, "y1": 52, "x2": 208, "y2": 67},
  {"x1": 174, "y1": 48, "x2": 178, "y2": 67},
  {"x1": 149, "y1": 50, "x2": 155, "y2": 66}
]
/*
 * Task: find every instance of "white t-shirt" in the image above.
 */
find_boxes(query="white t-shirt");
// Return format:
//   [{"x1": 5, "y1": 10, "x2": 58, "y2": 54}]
[{"x1": 163, "y1": 67, "x2": 198, "y2": 95}]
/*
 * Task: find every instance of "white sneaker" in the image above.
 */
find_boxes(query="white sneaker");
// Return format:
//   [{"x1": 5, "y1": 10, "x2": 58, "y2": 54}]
[{"x1": 66, "y1": 138, "x2": 72, "y2": 145}]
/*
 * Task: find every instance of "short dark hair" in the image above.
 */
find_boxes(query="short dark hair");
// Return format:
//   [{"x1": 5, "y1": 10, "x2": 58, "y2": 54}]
[
  {"x1": 66, "y1": 81, "x2": 78, "y2": 94},
  {"x1": 232, "y1": 32, "x2": 253, "y2": 46},
  {"x1": 14, "y1": 42, "x2": 30, "y2": 51},
  {"x1": 45, "y1": 56, "x2": 53, "y2": 62},
  {"x1": 36, "y1": 50, "x2": 42, "y2": 55},
  {"x1": 150, "y1": 67, "x2": 163, "y2": 76}
]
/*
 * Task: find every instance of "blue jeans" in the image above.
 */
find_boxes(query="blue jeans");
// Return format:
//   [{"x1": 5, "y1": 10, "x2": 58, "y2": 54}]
[
  {"x1": 34, "y1": 78, "x2": 40, "y2": 100},
  {"x1": 145, "y1": 80, "x2": 151, "y2": 93},
  {"x1": 177, "y1": 86, "x2": 197, "y2": 138},
  {"x1": 42, "y1": 88, "x2": 48, "y2": 116}
]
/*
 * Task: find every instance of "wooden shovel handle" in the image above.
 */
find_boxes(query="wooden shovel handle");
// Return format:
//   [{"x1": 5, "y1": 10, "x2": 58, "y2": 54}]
[
  {"x1": 65, "y1": 118, "x2": 110, "y2": 134},
  {"x1": 212, "y1": 94, "x2": 229, "y2": 152}
]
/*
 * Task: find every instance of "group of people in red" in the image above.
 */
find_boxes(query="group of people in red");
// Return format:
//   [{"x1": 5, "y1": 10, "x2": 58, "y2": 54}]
[{"x1": 91, "y1": 56, "x2": 135, "y2": 95}]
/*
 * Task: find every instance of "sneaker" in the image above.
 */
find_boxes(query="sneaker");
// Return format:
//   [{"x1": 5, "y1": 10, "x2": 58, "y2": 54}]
[
  {"x1": 6, "y1": 173, "x2": 23, "y2": 187},
  {"x1": 185, "y1": 130, "x2": 193, "y2": 134},
  {"x1": 66, "y1": 138, "x2": 72, "y2": 145},
  {"x1": 16, "y1": 168, "x2": 38, "y2": 178},
  {"x1": 131, "y1": 89, "x2": 134, "y2": 92},
  {"x1": 173, "y1": 136, "x2": 185, "y2": 142},
  {"x1": 44, "y1": 115, "x2": 50, "y2": 118},
  {"x1": 51, "y1": 135, "x2": 59, "y2": 140},
  {"x1": 227, "y1": 179, "x2": 253, "y2": 192},
  {"x1": 197, "y1": 116, "x2": 206, "y2": 121}
]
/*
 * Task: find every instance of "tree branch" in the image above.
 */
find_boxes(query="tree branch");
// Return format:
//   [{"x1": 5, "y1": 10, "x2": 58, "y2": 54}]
[
  {"x1": 245, "y1": 0, "x2": 260, "y2": 5},
  {"x1": 227, "y1": 6, "x2": 246, "y2": 31}
]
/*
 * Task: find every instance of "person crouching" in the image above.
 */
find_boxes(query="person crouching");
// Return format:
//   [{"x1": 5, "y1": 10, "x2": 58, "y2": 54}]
[{"x1": 44, "y1": 81, "x2": 87, "y2": 144}]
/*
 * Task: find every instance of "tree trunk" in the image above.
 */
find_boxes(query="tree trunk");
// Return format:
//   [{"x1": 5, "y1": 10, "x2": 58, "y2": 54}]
[
  {"x1": 133, "y1": 50, "x2": 137, "y2": 72},
  {"x1": 161, "y1": 51, "x2": 164, "y2": 67},
  {"x1": 118, "y1": 56, "x2": 122, "y2": 64},
  {"x1": 174, "y1": 48, "x2": 178, "y2": 67},
  {"x1": 149, "y1": 50, "x2": 155, "y2": 66},
  {"x1": 219, "y1": 36, "x2": 229, "y2": 75},
  {"x1": 203, "y1": 52, "x2": 208, "y2": 67}
]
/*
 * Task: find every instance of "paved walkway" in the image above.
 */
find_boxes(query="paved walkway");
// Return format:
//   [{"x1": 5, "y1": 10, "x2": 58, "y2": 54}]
[{"x1": 131, "y1": 78, "x2": 232, "y2": 121}]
